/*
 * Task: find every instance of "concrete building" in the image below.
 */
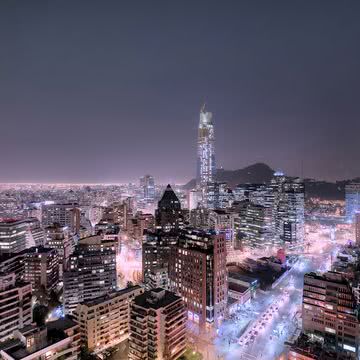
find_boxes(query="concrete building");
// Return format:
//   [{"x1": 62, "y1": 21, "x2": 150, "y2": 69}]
[
  {"x1": 0, "y1": 273, "x2": 32, "y2": 342},
  {"x1": 142, "y1": 230, "x2": 178, "y2": 288},
  {"x1": 41, "y1": 202, "x2": 80, "y2": 233},
  {"x1": 23, "y1": 246, "x2": 59, "y2": 295},
  {"x1": 73, "y1": 286, "x2": 144, "y2": 353},
  {"x1": 0, "y1": 252, "x2": 25, "y2": 282},
  {"x1": 45, "y1": 224, "x2": 73, "y2": 279},
  {"x1": 169, "y1": 229, "x2": 227, "y2": 327},
  {"x1": 302, "y1": 271, "x2": 360, "y2": 356},
  {"x1": 127, "y1": 212, "x2": 155, "y2": 241},
  {"x1": 0, "y1": 317, "x2": 80, "y2": 360},
  {"x1": 128, "y1": 288, "x2": 187, "y2": 360},
  {"x1": 0, "y1": 219, "x2": 29, "y2": 255},
  {"x1": 63, "y1": 235, "x2": 117, "y2": 314}
]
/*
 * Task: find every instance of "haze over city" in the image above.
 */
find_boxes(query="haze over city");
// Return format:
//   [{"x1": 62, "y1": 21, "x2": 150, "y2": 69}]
[
  {"x1": 1, "y1": 2, "x2": 360, "y2": 360},
  {"x1": 1, "y1": 0, "x2": 360, "y2": 183}
]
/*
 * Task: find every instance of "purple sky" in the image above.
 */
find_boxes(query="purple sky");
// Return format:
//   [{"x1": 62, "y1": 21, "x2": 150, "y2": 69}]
[{"x1": 1, "y1": 1, "x2": 360, "y2": 183}]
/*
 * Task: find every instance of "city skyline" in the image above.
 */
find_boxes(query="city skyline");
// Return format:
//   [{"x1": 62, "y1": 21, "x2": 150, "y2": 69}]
[{"x1": 1, "y1": 1, "x2": 360, "y2": 183}]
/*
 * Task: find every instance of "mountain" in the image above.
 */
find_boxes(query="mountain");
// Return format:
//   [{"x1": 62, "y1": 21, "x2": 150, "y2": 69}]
[
  {"x1": 183, "y1": 163, "x2": 359, "y2": 200},
  {"x1": 183, "y1": 163, "x2": 274, "y2": 190}
]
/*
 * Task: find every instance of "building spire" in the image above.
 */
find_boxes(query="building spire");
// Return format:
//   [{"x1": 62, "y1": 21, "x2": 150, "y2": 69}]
[{"x1": 201, "y1": 103, "x2": 206, "y2": 113}]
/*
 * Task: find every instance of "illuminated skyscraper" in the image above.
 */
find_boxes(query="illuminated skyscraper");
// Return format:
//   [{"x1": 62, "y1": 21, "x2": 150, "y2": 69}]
[
  {"x1": 197, "y1": 104, "x2": 216, "y2": 187},
  {"x1": 140, "y1": 174, "x2": 155, "y2": 203}
]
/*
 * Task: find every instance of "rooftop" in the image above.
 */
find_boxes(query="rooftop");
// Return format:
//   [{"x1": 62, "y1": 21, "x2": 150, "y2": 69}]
[{"x1": 133, "y1": 288, "x2": 181, "y2": 310}]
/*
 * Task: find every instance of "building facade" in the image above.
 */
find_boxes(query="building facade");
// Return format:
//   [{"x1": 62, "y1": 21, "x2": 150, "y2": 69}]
[
  {"x1": 23, "y1": 246, "x2": 59, "y2": 295},
  {"x1": 0, "y1": 273, "x2": 32, "y2": 342},
  {"x1": 128, "y1": 288, "x2": 187, "y2": 360},
  {"x1": 197, "y1": 105, "x2": 216, "y2": 188},
  {"x1": 63, "y1": 235, "x2": 117, "y2": 314},
  {"x1": 73, "y1": 286, "x2": 144, "y2": 352},
  {"x1": 346, "y1": 183, "x2": 360, "y2": 222},
  {"x1": 302, "y1": 271, "x2": 360, "y2": 356},
  {"x1": 169, "y1": 229, "x2": 227, "y2": 327},
  {"x1": 155, "y1": 185, "x2": 183, "y2": 231}
]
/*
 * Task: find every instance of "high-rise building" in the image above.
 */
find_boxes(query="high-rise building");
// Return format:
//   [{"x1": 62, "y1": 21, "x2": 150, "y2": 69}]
[
  {"x1": 355, "y1": 213, "x2": 360, "y2": 246},
  {"x1": 142, "y1": 230, "x2": 178, "y2": 289},
  {"x1": 0, "y1": 252, "x2": 25, "y2": 282},
  {"x1": 45, "y1": 224, "x2": 74, "y2": 279},
  {"x1": 128, "y1": 288, "x2": 187, "y2": 360},
  {"x1": 271, "y1": 174, "x2": 305, "y2": 246},
  {"x1": 74, "y1": 286, "x2": 144, "y2": 353},
  {"x1": 0, "y1": 219, "x2": 31, "y2": 255},
  {"x1": 204, "y1": 182, "x2": 233, "y2": 209},
  {"x1": 197, "y1": 105, "x2": 215, "y2": 188},
  {"x1": 140, "y1": 175, "x2": 156, "y2": 203},
  {"x1": 63, "y1": 235, "x2": 117, "y2": 314},
  {"x1": 238, "y1": 201, "x2": 272, "y2": 249},
  {"x1": 302, "y1": 271, "x2": 360, "y2": 356},
  {"x1": 169, "y1": 229, "x2": 227, "y2": 326},
  {"x1": 188, "y1": 189, "x2": 202, "y2": 210},
  {"x1": 155, "y1": 185, "x2": 183, "y2": 231},
  {"x1": 346, "y1": 183, "x2": 360, "y2": 222},
  {"x1": 41, "y1": 202, "x2": 81, "y2": 233},
  {"x1": 127, "y1": 212, "x2": 155, "y2": 240},
  {"x1": 23, "y1": 246, "x2": 59, "y2": 295},
  {"x1": 0, "y1": 273, "x2": 32, "y2": 342}
]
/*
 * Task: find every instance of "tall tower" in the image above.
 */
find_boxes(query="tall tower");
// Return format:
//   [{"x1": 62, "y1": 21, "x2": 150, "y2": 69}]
[{"x1": 197, "y1": 104, "x2": 216, "y2": 187}]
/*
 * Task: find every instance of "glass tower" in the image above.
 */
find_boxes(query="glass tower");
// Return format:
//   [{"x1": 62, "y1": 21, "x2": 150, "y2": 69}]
[{"x1": 196, "y1": 104, "x2": 216, "y2": 187}]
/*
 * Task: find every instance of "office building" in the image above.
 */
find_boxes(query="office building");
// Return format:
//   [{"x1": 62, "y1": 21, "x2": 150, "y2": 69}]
[
  {"x1": 188, "y1": 189, "x2": 202, "y2": 210},
  {"x1": 41, "y1": 202, "x2": 81, "y2": 233},
  {"x1": 204, "y1": 181, "x2": 233, "y2": 209},
  {"x1": 302, "y1": 271, "x2": 360, "y2": 356},
  {"x1": 128, "y1": 288, "x2": 187, "y2": 360},
  {"x1": 45, "y1": 224, "x2": 73, "y2": 279},
  {"x1": 197, "y1": 104, "x2": 216, "y2": 188},
  {"x1": 0, "y1": 273, "x2": 32, "y2": 342},
  {"x1": 0, "y1": 252, "x2": 25, "y2": 282},
  {"x1": 63, "y1": 235, "x2": 117, "y2": 314},
  {"x1": 23, "y1": 246, "x2": 59, "y2": 295},
  {"x1": 142, "y1": 230, "x2": 178, "y2": 288},
  {"x1": 127, "y1": 212, "x2": 155, "y2": 240},
  {"x1": 356, "y1": 213, "x2": 360, "y2": 246},
  {"x1": 74, "y1": 286, "x2": 144, "y2": 352},
  {"x1": 0, "y1": 219, "x2": 30, "y2": 255},
  {"x1": 155, "y1": 185, "x2": 183, "y2": 231},
  {"x1": 346, "y1": 183, "x2": 360, "y2": 222},
  {"x1": 239, "y1": 201, "x2": 272, "y2": 249},
  {"x1": 169, "y1": 229, "x2": 227, "y2": 326},
  {"x1": 0, "y1": 317, "x2": 81, "y2": 360},
  {"x1": 271, "y1": 174, "x2": 305, "y2": 246},
  {"x1": 140, "y1": 175, "x2": 156, "y2": 203}
]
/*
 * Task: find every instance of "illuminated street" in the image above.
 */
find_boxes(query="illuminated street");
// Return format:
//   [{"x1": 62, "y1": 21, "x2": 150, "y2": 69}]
[{"x1": 190, "y1": 230, "x2": 340, "y2": 360}]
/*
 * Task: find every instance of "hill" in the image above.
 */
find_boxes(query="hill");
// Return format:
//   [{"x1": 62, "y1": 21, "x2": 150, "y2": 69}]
[{"x1": 183, "y1": 163, "x2": 274, "y2": 190}]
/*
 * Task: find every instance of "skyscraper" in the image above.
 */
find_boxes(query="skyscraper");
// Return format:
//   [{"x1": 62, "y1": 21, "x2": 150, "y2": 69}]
[
  {"x1": 346, "y1": 183, "x2": 360, "y2": 222},
  {"x1": 155, "y1": 185, "x2": 183, "y2": 231},
  {"x1": 63, "y1": 235, "x2": 117, "y2": 314},
  {"x1": 197, "y1": 104, "x2": 216, "y2": 188},
  {"x1": 140, "y1": 175, "x2": 156, "y2": 203},
  {"x1": 169, "y1": 229, "x2": 227, "y2": 327}
]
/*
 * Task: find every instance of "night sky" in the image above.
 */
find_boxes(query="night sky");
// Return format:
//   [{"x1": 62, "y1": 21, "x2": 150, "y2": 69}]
[{"x1": 1, "y1": 1, "x2": 360, "y2": 183}]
